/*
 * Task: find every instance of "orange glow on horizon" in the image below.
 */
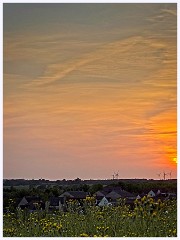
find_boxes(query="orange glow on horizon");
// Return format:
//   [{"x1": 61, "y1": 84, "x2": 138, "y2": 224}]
[{"x1": 173, "y1": 157, "x2": 177, "y2": 164}]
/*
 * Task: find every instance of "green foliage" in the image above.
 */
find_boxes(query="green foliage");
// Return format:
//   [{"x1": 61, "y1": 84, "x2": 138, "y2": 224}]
[
  {"x1": 117, "y1": 180, "x2": 177, "y2": 194},
  {"x1": 3, "y1": 197, "x2": 177, "y2": 237},
  {"x1": 89, "y1": 184, "x2": 103, "y2": 194}
]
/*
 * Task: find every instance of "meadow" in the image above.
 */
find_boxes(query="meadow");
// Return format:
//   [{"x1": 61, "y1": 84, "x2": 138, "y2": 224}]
[{"x1": 3, "y1": 196, "x2": 177, "y2": 237}]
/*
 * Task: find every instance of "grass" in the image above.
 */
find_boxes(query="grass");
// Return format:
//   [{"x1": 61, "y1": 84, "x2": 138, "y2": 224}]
[{"x1": 3, "y1": 196, "x2": 177, "y2": 237}]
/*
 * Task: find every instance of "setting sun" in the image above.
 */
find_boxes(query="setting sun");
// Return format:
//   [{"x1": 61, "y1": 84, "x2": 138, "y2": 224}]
[{"x1": 173, "y1": 158, "x2": 177, "y2": 164}]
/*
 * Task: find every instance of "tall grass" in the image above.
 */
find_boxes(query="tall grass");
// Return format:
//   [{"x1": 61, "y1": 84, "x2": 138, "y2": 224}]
[{"x1": 3, "y1": 196, "x2": 177, "y2": 237}]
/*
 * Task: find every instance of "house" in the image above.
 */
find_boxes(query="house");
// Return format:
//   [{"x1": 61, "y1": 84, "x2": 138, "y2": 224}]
[
  {"x1": 59, "y1": 191, "x2": 89, "y2": 202},
  {"x1": 102, "y1": 186, "x2": 123, "y2": 195},
  {"x1": 98, "y1": 197, "x2": 109, "y2": 207},
  {"x1": 137, "y1": 189, "x2": 177, "y2": 201},
  {"x1": 18, "y1": 196, "x2": 44, "y2": 210},
  {"x1": 94, "y1": 186, "x2": 123, "y2": 199},
  {"x1": 94, "y1": 191, "x2": 105, "y2": 201},
  {"x1": 156, "y1": 189, "x2": 161, "y2": 195},
  {"x1": 166, "y1": 193, "x2": 177, "y2": 199},
  {"x1": 18, "y1": 196, "x2": 28, "y2": 208},
  {"x1": 136, "y1": 195, "x2": 141, "y2": 200},
  {"x1": 147, "y1": 190, "x2": 156, "y2": 198},
  {"x1": 45, "y1": 197, "x2": 64, "y2": 212},
  {"x1": 156, "y1": 192, "x2": 177, "y2": 200},
  {"x1": 106, "y1": 190, "x2": 121, "y2": 200},
  {"x1": 106, "y1": 188, "x2": 135, "y2": 198},
  {"x1": 95, "y1": 186, "x2": 136, "y2": 206}
]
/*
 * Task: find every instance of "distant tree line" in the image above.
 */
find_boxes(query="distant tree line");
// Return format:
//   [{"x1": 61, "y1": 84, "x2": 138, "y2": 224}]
[
  {"x1": 115, "y1": 180, "x2": 177, "y2": 194},
  {"x1": 4, "y1": 178, "x2": 177, "y2": 187}
]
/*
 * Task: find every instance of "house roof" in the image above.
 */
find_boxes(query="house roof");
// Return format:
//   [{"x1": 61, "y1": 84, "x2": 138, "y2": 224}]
[
  {"x1": 98, "y1": 197, "x2": 109, "y2": 207},
  {"x1": 96, "y1": 186, "x2": 135, "y2": 199},
  {"x1": 18, "y1": 196, "x2": 41, "y2": 206},
  {"x1": 95, "y1": 191, "x2": 105, "y2": 197},
  {"x1": 106, "y1": 191, "x2": 121, "y2": 199},
  {"x1": 105, "y1": 189, "x2": 134, "y2": 198},
  {"x1": 147, "y1": 190, "x2": 156, "y2": 197},
  {"x1": 116, "y1": 190, "x2": 135, "y2": 198},
  {"x1": 59, "y1": 191, "x2": 88, "y2": 199},
  {"x1": 18, "y1": 196, "x2": 43, "y2": 209},
  {"x1": 136, "y1": 195, "x2": 141, "y2": 199},
  {"x1": 18, "y1": 197, "x2": 28, "y2": 206},
  {"x1": 102, "y1": 186, "x2": 123, "y2": 195}
]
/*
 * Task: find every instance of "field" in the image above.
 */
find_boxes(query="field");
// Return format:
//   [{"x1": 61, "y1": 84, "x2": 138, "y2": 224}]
[
  {"x1": 3, "y1": 196, "x2": 177, "y2": 237},
  {"x1": 3, "y1": 185, "x2": 30, "y2": 190}
]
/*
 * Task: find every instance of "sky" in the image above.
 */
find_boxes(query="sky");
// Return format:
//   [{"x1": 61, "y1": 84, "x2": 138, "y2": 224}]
[{"x1": 3, "y1": 3, "x2": 177, "y2": 180}]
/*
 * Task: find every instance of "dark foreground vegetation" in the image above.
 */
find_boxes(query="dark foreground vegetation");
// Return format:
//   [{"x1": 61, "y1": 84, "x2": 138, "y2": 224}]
[
  {"x1": 4, "y1": 197, "x2": 177, "y2": 237},
  {"x1": 3, "y1": 178, "x2": 177, "y2": 237}
]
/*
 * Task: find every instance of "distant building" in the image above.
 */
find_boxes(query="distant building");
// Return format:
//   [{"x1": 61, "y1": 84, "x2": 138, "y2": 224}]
[
  {"x1": 147, "y1": 190, "x2": 156, "y2": 198},
  {"x1": 98, "y1": 197, "x2": 109, "y2": 207},
  {"x1": 59, "y1": 191, "x2": 89, "y2": 202},
  {"x1": 95, "y1": 186, "x2": 136, "y2": 206},
  {"x1": 18, "y1": 196, "x2": 44, "y2": 210},
  {"x1": 106, "y1": 190, "x2": 121, "y2": 200},
  {"x1": 45, "y1": 197, "x2": 64, "y2": 212},
  {"x1": 136, "y1": 195, "x2": 141, "y2": 200}
]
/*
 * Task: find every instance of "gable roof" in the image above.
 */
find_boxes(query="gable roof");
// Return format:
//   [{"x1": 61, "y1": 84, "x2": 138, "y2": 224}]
[
  {"x1": 136, "y1": 195, "x2": 141, "y2": 199},
  {"x1": 106, "y1": 190, "x2": 121, "y2": 199},
  {"x1": 147, "y1": 190, "x2": 156, "y2": 197},
  {"x1": 104, "y1": 188, "x2": 134, "y2": 198},
  {"x1": 102, "y1": 186, "x2": 123, "y2": 195},
  {"x1": 59, "y1": 191, "x2": 88, "y2": 199},
  {"x1": 18, "y1": 196, "x2": 41, "y2": 207},
  {"x1": 18, "y1": 197, "x2": 28, "y2": 207},
  {"x1": 116, "y1": 190, "x2": 135, "y2": 198},
  {"x1": 98, "y1": 197, "x2": 109, "y2": 207},
  {"x1": 95, "y1": 186, "x2": 135, "y2": 199},
  {"x1": 95, "y1": 191, "x2": 105, "y2": 197}
]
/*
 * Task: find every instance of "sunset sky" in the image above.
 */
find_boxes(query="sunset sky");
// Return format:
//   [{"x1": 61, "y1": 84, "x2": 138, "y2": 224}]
[{"x1": 3, "y1": 3, "x2": 177, "y2": 180}]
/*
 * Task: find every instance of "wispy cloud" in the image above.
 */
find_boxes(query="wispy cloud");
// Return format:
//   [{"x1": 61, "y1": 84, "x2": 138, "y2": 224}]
[
  {"x1": 21, "y1": 35, "x2": 168, "y2": 88},
  {"x1": 161, "y1": 8, "x2": 177, "y2": 16}
]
